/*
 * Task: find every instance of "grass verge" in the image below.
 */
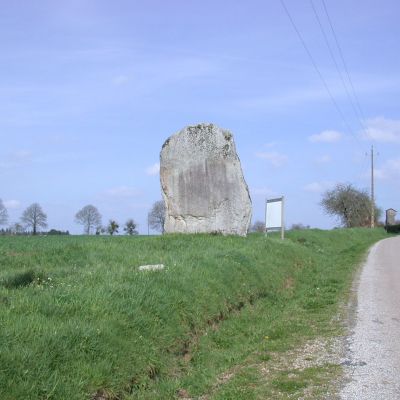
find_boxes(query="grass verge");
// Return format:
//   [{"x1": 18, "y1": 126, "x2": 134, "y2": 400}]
[{"x1": 0, "y1": 228, "x2": 388, "y2": 399}]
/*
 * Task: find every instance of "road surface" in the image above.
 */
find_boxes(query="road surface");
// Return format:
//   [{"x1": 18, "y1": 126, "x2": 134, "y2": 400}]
[{"x1": 340, "y1": 236, "x2": 400, "y2": 399}]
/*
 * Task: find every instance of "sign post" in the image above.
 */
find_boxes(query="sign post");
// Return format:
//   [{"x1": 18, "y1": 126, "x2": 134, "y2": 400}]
[{"x1": 265, "y1": 196, "x2": 285, "y2": 240}]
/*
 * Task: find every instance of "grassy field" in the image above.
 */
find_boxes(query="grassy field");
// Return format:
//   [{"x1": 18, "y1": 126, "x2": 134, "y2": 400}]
[{"x1": 0, "y1": 228, "x2": 388, "y2": 399}]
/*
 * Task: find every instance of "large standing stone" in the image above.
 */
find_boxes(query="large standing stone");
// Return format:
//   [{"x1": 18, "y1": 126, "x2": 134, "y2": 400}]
[{"x1": 160, "y1": 123, "x2": 252, "y2": 236}]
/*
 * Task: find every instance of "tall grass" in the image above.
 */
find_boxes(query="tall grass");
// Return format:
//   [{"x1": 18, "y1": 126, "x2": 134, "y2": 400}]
[{"x1": 0, "y1": 228, "x2": 387, "y2": 399}]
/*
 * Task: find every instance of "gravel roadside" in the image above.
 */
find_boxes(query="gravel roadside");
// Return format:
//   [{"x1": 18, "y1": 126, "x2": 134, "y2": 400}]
[{"x1": 340, "y1": 236, "x2": 400, "y2": 399}]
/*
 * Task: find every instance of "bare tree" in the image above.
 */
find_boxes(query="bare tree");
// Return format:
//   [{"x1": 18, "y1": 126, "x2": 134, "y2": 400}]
[
  {"x1": 107, "y1": 220, "x2": 119, "y2": 235},
  {"x1": 124, "y1": 219, "x2": 138, "y2": 235},
  {"x1": 0, "y1": 199, "x2": 8, "y2": 226},
  {"x1": 250, "y1": 220, "x2": 265, "y2": 233},
  {"x1": 11, "y1": 223, "x2": 25, "y2": 235},
  {"x1": 75, "y1": 205, "x2": 102, "y2": 234},
  {"x1": 21, "y1": 203, "x2": 48, "y2": 235},
  {"x1": 321, "y1": 183, "x2": 381, "y2": 228},
  {"x1": 291, "y1": 223, "x2": 310, "y2": 230},
  {"x1": 148, "y1": 200, "x2": 166, "y2": 233}
]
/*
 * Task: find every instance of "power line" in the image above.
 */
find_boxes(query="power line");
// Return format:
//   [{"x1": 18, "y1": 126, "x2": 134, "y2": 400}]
[
  {"x1": 309, "y1": 0, "x2": 366, "y2": 134},
  {"x1": 279, "y1": 0, "x2": 360, "y2": 145},
  {"x1": 310, "y1": 0, "x2": 378, "y2": 209},
  {"x1": 321, "y1": 0, "x2": 368, "y2": 124}
]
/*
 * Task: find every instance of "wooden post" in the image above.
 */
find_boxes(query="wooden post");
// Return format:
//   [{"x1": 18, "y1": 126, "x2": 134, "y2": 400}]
[
  {"x1": 264, "y1": 199, "x2": 268, "y2": 237},
  {"x1": 281, "y1": 196, "x2": 285, "y2": 240},
  {"x1": 371, "y1": 145, "x2": 375, "y2": 228}
]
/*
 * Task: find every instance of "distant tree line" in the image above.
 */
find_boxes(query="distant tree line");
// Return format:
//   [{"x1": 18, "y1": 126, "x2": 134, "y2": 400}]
[
  {"x1": 0, "y1": 228, "x2": 70, "y2": 236},
  {"x1": 0, "y1": 198, "x2": 166, "y2": 236},
  {"x1": 0, "y1": 201, "x2": 49, "y2": 235},
  {"x1": 1, "y1": 186, "x2": 383, "y2": 236},
  {"x1": 74, "y1": 205, "x2": 139, "y2": 235},
  {"x1": 250, "y1": 220, "x2": 311, "y2": 233}
]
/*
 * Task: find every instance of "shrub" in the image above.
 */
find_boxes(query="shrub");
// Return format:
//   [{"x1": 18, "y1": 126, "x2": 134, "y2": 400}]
[
  {"x1": 386, "y1": 224, "x2": 400, "y2": 234},
  {"x1": 3, "y1": 270, "x2": 45, "y2": 289}
]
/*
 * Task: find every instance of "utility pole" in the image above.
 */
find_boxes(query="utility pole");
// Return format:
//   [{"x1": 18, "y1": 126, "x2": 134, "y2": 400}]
[{"x1": 370, "y1": 145, "x2": 375, "y2": 228}]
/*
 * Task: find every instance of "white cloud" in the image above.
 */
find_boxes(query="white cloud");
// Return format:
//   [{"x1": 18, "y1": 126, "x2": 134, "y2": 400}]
[
  {"x1": 309, "y1": 130, "x2": 342, "y2": 143},
  {"x1": 303, "y1": 181, "x2": 334, "y2": 193},
  {"x1": 0, "y1": 150, "x2": 33, "y2": 170},
  {"x1": 315, "y1": 154, "x2": 332, "y2": 163},
  {"x1": 3, "y1": 200, "x2": 21, "y2": 209},
  {"x1": 112, "y1": 75, "x2": 129, "y2": 86},
  {"x1": 236, "y1": 75, "x2": 400, "y2": 111},
  {"x1": 256, "y1": 151, "x2": 288, "y2": 167},
  {"x1": 362, "y1": 117, "x2": 400, "y2": 143},
  {"x1": 146, "y1": 163, "x2": 160, "y2": 176},
  {"x1": 251, "y1": 187, "x2": 277, "y2": 197},
  {"x1": 374, "y1": 158, "x2": 400, "y2": 180},
  {"x1": 105, "y1": 186, "x2": 141, "y2": 198},
  {"x1": 14, "y1": 150, "x2": 32, "y2": 159},
  {"x1": 239, "y1": 87, "x2": 330, "y2": 110}
]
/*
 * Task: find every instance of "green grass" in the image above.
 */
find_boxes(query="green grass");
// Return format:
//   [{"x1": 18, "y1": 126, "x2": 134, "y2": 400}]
[{"x1": 0, "y1": 228, "x2": 388, "y2": 399}]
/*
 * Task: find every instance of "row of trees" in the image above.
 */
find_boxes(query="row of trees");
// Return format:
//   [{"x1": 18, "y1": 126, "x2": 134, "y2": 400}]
[
  {"x1": 250, "y1": 220, "x2": 311, "y2": 233},
  {"x1": 0, "y1": 199, "x2": 166, "y2": 235},
  {"x1": 0, "y1": 202, "x2": 49, "y2": 235},
  {"x1": 74, "y1": 202, "x2": 166, "y2": 235},
  {"x1": 2, "y1": 184, "x2": 379, "y2": 235}
]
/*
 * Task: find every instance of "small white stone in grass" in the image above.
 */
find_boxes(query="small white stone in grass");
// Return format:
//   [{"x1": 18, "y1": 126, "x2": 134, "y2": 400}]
[{"x1": 138, "y1": 264, "x2": 165, "y2": 271}]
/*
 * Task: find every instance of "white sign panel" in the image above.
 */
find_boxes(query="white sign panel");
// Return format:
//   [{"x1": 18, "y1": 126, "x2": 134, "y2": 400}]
[
  {"x1": 266, "y1": 199, "x2": 283, "y2": 229},
  {"x1": 265, "y1": 197, "x2": 285, "y2": 239}
]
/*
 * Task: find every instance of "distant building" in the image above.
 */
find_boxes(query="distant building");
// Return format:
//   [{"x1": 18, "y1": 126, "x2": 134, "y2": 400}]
[{"x1": 385, "y1": 208, "x2": 397, "y2": 226}]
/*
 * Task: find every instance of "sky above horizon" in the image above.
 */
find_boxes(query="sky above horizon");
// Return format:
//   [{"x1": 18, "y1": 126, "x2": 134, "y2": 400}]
[{"x1": 1, "y1": 0, "x2": 400, "y2": 234}]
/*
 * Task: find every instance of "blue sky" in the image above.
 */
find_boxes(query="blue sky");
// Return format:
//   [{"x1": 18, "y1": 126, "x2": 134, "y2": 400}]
[{"x1": 1, "y1": 0, "x2": 400, "y2": 234}]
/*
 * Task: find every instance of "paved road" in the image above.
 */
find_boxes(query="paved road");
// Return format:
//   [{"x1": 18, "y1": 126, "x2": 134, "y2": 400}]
[{"x1": 340, "y1": 236, "x2": 400, "y2": 399}]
